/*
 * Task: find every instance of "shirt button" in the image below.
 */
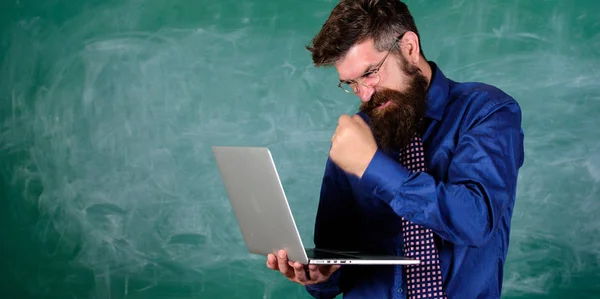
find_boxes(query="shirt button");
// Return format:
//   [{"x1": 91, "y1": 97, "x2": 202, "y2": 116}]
[{"x1": 398, "y1": 287, "x2": 404, "y2": 294}]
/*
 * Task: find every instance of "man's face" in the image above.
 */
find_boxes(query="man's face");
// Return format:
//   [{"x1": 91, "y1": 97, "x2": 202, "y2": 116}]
[{"x1": 335, "y1": 39, "x2": 428, "y2": 151}]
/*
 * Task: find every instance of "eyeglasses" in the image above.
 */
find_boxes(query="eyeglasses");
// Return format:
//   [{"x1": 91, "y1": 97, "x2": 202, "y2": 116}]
[{"x1": 338, "y1": 33, "x2": 405, "y2": 94}]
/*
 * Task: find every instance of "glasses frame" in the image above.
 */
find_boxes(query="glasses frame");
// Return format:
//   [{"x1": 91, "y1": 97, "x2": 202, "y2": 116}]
[{"x1": 338, "y1": 33, "x2": 406, "y2": 94}]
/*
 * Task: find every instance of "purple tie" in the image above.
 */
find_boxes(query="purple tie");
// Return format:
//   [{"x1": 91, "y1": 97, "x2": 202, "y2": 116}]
[{"x1": 399, "y1": 136, "x2": 447, "y2": 299}]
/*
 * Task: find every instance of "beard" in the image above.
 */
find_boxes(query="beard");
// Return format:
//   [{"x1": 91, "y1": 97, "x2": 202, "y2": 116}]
[{"x1": 359, "y1": 59, "x2": 428, "y2": 152}]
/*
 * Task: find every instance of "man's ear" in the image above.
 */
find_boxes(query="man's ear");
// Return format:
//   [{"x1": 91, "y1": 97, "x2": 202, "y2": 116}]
[{"x1": 400, "y1": 31, "x2": 421, "y2": 65}]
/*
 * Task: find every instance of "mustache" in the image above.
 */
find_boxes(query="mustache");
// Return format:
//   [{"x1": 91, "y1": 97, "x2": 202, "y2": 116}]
[{"x1": 360, "y1": 89, "x2": 397, "y2": 112}]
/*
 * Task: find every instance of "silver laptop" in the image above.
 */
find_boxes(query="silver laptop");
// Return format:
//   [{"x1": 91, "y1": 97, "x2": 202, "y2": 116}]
[{"x1": 212, "y1": 146, "x2": 419, "y2": 266}]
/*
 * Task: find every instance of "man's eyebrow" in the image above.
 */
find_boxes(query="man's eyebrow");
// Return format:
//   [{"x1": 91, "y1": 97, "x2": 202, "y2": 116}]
[{"x1": 339, "y1": 64, "x2": 377, "y2": 83}]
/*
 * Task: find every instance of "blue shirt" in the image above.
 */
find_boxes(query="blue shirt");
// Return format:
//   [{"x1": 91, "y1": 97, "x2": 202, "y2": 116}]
[{"x1": 305, "y1": 61, "x2": 525, "y2": 299}]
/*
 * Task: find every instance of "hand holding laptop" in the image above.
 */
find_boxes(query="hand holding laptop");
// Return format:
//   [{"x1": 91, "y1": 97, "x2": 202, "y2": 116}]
[
  {"x1": 266, "y1": 249, "x2": 340, "y2": 286},
  {"x1": 212, "y1": 146, "x2": 419, "y2": 286}
]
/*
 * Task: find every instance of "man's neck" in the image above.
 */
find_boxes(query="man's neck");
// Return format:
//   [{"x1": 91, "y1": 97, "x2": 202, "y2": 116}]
[{"x1": 416, "y1": 58, "x2": 433, "y2": 89}]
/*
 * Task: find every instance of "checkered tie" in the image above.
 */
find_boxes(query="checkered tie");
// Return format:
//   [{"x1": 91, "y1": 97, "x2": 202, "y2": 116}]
[{"x1": 399, "y1": 136, "x2": 447, "y2": 299}]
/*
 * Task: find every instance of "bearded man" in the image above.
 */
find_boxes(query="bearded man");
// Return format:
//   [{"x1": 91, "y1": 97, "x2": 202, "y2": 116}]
[{"x1": 266, "y1": 1, "x2": 525, "y2": 298}]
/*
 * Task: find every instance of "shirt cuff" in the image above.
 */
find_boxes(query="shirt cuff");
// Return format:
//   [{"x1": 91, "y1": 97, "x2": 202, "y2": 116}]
[{"x1": 358, "y1": 149, "x2": 411, "y2": 204}]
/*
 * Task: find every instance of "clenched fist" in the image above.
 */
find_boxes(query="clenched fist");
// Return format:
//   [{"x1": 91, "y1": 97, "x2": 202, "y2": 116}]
[{"x1": 330, "y1": 114, "x2": 378, "y2": 178}]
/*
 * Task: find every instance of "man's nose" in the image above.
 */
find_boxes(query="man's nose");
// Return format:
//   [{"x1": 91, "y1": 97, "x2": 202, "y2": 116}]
[{"x1": 357, "y1": 86, "x2": 375, "y2": 103}]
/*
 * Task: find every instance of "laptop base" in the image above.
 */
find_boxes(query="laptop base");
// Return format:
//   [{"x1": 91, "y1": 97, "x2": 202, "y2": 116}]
[{"x1": 305, "y1": 248, "x2": 420, "y2": 265}]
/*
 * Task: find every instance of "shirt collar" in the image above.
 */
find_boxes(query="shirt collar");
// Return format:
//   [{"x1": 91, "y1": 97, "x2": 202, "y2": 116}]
[{"x1": 425, "y1": 61, "x2": 450, "y2": 121}]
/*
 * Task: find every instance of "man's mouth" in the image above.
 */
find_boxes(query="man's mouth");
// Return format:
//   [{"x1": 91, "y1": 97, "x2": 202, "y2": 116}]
[{"x1": 376, "y1": 100, "x2": 391, "y2": 110}]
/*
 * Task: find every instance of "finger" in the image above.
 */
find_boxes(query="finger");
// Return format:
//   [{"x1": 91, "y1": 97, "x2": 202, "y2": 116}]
[
  {"x1": 305, "y1": 265, "x2": 341, "y2": 284},
  {"x1": 292, "y1": 262, "x2": 309, "y2": 283},
  {"x1": 334, "y1": 123, "x2": 342, "y2": 137},
  {"x1": 352, "y1": 114, "x2": 369, "y2": 128},
  {"x1": 304, "y1": 265, "x2": 312, "y2": 281},
  {"x1": 316, "y1": 265, "x2": 341, "y2": 278},
  {"x1": 308, "y1": 265, "x2": 323, "y2": 282},
  {"x1": 332, "y1": 120, "x2": 347, "y2": 142},
  {"x1": 331, "y1": 130, "x2": 337, "y2": 143},
  {"x1": 277, "y1": 250, "x2": 294, "y2": 279},
  {"x1": 331, "y1": 133, "x2": 340, "y2": 145},
  {"x1": 266, "y1": 253, "x2": 278, "y2": 270},
  {"x1": 338, "y1": 114, "x2": 351, "y2": 125},
  {"x1": 316, "y1": 265, "x2": 331, "y2": 276},
  {"x1": 328, "y1": 265, "x2": 341, "y2": 275}
]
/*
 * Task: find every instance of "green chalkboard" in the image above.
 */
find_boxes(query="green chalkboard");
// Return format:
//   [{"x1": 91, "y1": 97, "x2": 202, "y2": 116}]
[{"x1": 1, "y1": 0, "x2": 599, "y2": 298}]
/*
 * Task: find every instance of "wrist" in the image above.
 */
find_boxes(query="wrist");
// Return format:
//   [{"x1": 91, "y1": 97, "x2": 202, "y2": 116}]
[{"x1": 356, "y1": 147, "x2": 377, "y2": 178}]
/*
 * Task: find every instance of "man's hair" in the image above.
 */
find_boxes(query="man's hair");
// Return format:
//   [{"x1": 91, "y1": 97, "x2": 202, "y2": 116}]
[{"x1": 306, "y1": 0, "x2": 425, "y2": 67}]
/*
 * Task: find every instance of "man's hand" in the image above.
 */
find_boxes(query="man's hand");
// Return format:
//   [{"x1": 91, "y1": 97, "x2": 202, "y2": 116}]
[
  {"x1": 330, "y1": 114, "x2": 378, "y2": 178},
  {"x1": 266, "y1": 250, "x2": 341, "y2": 286}
]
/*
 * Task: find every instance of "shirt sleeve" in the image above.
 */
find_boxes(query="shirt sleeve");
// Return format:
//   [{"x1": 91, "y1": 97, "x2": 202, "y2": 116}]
[
  {"x1": 357, "y1": 99, "x2": 524, "y2": 247},
  {"x1": 305, "y1": 157, "x2": 358, "y2": 298}
]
